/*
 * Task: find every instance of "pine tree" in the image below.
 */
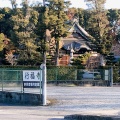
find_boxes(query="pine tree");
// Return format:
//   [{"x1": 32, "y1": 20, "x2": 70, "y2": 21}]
[
  {"x1": 106, "y1": 53, "x2": 116, "y2": 66},
  {"x1": 85, "y1": 0, "x2": 112, "y2": 55},
  {"x1": 107, "y1": 9, "x2": 120, "y2": 42},
  {"x1": 45, "y1": 0, "x2": 70, "y2": 65},
  {"x1": 10, "y1": 0, "x2": 41, "y2": 65},
  {"x1": 0, "y1": 7, "x2": 13, "y2": 38}
]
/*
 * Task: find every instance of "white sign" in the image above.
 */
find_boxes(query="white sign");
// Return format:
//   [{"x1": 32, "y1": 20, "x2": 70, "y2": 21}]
[
  {"x1": 23, "y1": 70, "x2": 41, "y2": 88},
  {"x1": 23, "y1": 70, "x2": 41, "y2": 81}
]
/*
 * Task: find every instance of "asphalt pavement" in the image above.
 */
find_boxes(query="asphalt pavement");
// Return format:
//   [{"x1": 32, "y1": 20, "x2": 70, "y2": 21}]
[{"x1": 0, "y1": 85, "x2": 120, "y2": 120}]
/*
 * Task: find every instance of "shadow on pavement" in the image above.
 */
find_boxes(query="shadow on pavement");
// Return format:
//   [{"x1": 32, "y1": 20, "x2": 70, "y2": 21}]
[{"x1": 49, "y1": 118, "x2": 64, "y2": 120}]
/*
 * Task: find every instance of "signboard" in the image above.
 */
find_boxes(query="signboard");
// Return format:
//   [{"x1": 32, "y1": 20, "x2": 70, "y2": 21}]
[{"x1": 23, "y1": 70, "x2": 41, "y2": 88}]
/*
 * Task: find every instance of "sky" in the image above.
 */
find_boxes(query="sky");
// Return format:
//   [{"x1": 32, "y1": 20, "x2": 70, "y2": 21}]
[{"x1": 0, "y1": 0, "x2": 120, "y2": 9}]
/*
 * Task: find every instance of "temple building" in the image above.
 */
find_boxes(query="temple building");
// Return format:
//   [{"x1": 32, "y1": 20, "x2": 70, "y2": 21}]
[{"x1": 58, "y1": 19, "x2": 103, "y2": 68}]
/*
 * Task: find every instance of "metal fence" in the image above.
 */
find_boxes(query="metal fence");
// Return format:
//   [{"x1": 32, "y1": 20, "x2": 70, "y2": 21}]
[
  {"x1": 0, "y1": 69, "x2": 42, "y2": 94},
  {"x1": 0, "y1": 68, "x2": 112, "y2": 92},
  {"x1": 47, "y1": 68, "x2": 112, "y2": 86}
]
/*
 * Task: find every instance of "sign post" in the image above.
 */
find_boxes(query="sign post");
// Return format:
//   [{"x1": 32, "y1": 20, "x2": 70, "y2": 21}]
[{"x1": 40, "y1": 63, "x2": 47, "y2": 106}]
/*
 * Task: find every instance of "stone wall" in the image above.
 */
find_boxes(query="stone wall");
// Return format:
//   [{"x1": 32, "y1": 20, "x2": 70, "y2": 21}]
[{"x1": 0, "y1": 91, "x2": 42, "y2": 105}]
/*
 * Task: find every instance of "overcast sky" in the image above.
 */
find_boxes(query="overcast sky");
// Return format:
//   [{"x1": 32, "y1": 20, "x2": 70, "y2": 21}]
[{"x1": 0, "y1": 0, "x2": 120, "y2": 9}]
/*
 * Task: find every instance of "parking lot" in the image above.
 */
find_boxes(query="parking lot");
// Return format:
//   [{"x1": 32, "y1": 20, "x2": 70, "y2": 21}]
[{"x1": 0, "y1": 85, "x2": 120, "y2": 120}]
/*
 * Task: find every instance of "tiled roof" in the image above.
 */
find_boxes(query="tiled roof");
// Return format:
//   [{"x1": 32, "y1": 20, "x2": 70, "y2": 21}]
[
  {"x1": 63, "y1": 41, "x2": 91, "y2": 51},
  {"x1": 62, "y1": 33, "x2": 86, "y2": 46},
  {"x1": 68, "y1": 22, "x2": 90, "y2": 40},
  {"x1": 61, "y1": 21, "x2": 91, "y2": 51}
]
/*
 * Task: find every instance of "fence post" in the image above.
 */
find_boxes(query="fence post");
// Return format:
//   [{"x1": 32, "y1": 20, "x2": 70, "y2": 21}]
[
  {"x1": 2, "y1": 70, "x2": 3, "y2": 91},
  {"x1": 93, "y1": 69, "x2": 94, "y2": 81},
  {"x1": 56, "y1": 68, "x2": 58, "y2": 85},
  {"x1": 40, "y1": 69, "x2": 42, "y2": 95},
  {"x1": 110, "y1": 67, "x2": 113, "y2": 87},
  {"x1": 20, "y1": 70, "x2": 23, "y2": 93}
]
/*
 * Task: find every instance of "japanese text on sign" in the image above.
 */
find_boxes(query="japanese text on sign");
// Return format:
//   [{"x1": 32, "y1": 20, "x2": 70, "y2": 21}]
[{"x1": 23, "y1": 70, "x2": 41, "y2": 81}]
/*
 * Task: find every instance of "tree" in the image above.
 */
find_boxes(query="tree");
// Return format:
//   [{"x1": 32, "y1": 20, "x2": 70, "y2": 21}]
[
  {"x1": 105, "y1": 53, "x2": 116, "y2": 66},
  {"x1": 116, "y1": 30, "x2": 120, "y2": 43},
  {"x1": 5, "y1": 52, "x2": 17, "y2": 65},
  {"x1": 35, "y1": 0, "x2": 70, "y2": 65},
  {"x1": 10, "y1": 0, "x2": 41, "y2": 65},
  {"x1": 9, "y1": 0, "x2": 18, "y2": 9},
  {"x1": 72, "y1": 52, "x2": 91, "y2": 69},
  {"x1": 0, "y1": 33, "x2": 5, "y2": 51},
  {"x1": 0, "y1": 7, "x2": 13, "y2": 38},
  {"x1": 107, "y1": 9, "x2": 120, "y2": 42},
  {"x1": 0, "y1": 33, "x2": 16, "y2": 65},
  {"x1": 67, "y1": 7, "x2": 77, "y2": 20},
  {"x1": 85, "y1": 0, "x2": 112, "y2": 55},
  {"x1": 112, "y1": 58, "x2": 120, "y2": 83},
  {"x1": 45, "y1": 0, "x2": 70, "y2": 65}
]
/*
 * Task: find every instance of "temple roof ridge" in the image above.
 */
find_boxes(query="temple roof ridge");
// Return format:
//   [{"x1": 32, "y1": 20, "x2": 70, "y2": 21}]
[
  {"x1": 68, "y1": 20, "x2": 90, "y2": 40},
  {"x1": 75, "y1": 22, "x2": 90, "y2": 37}
]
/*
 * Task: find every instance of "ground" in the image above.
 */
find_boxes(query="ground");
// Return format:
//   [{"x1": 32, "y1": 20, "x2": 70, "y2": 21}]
[{"x1": 0, "y1": 85, "x2": 120, "y2": 120}]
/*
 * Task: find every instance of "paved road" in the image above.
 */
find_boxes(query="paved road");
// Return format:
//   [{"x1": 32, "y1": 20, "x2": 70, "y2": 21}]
[{"x1": 0, "y1": 85, "x2": 120, "y2": 120}]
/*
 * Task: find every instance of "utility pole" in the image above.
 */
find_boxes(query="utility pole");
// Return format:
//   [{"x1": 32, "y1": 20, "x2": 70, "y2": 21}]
[
  {"x1": 42, "y1": 0, "x2": 47, "y2": 106},
  {"x1": 42, "y1": 53, "x2": 47, "y2": 105},
  {"x1": 43, "y1": 0, "x2": 45, "y2": 6}
]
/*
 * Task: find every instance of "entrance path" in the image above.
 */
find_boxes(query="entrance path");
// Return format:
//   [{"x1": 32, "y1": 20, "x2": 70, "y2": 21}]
[{"x1": 0, "y1": 85, "x2": 120, "y2": 120}]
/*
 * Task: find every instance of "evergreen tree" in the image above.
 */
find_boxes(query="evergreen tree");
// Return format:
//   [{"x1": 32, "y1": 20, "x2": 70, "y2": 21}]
[
  {"x1": 10, "y1": 0, "x2": 41, "y2": 65},
  {"x1": 85, "y1": 0, "x2": 112, "y2": 55},
  {"x1": 107, "y1": 9, "x2": 120, "y2": 42},
  {"x1": 72, "y1": 52, "x2": 91, "y2": 69},
  {"x1": 35, "y1": 0, "x2": 70, "y2": 65},
  {"x1": 0, "y1": 7, "x2": 13, "y2": 38},
  {"x1": 45, "y1": 0, "x2": 70, "y2": 65},
  {"x1": 0, "y1": 33, "x2": 5, "y2": 51},
  {"x1": 105, "y1": 52, "x2": 116, "y2": 66}
]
